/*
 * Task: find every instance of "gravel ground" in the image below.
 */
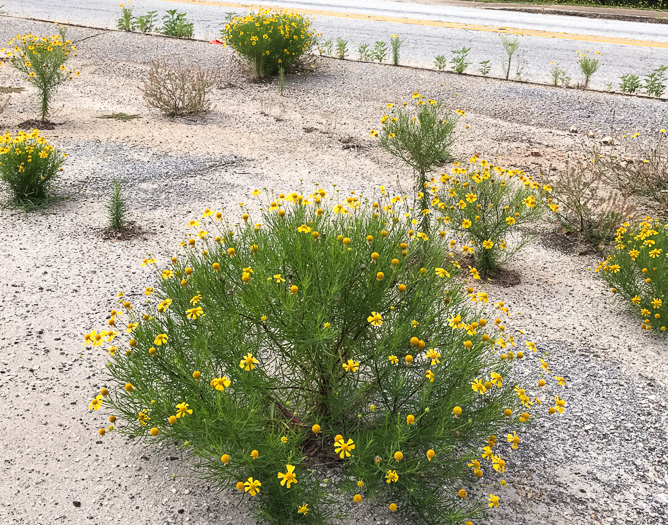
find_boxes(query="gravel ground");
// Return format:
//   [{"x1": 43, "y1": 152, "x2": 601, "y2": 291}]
[{"x1": 0, "y1": 18, "x2": 667, "y2": 525}]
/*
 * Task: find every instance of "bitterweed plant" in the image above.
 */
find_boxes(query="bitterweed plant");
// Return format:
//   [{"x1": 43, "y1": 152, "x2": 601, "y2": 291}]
[
  {"x1": 578, "y1": 51, "x2": 600, "y2": 89},
  {"x1": 108, "y1": 178, "x2": 128, "y2": 230},
  {"x1": 436, "y1": 157, "x2": 546, "y2": 277},
  {"x1": 373, "y1": 93, "x2": 459, "y2": 231},
  {"x1": 222, "y1": 9, "x2": 315, "y2": 77},
  {"x1": 597, "y1": 218, "x2": 667, "y2": 333},
  {"x1": 336, "y1": 37, "x2": 347, "y2": 59},
  {"x1": 0, "y1": 129, "x2": 65, "y2": 205},
  {"x1": 87, "y1": 188, "x2": 566, "y2": 524},
  {"x1": 117, "y1": 2, "x2": 134, "y2": 31},
  {"x1": 5, "y1": 28, "x2": 79, "y2": 121},
  {"x1": 390, "y1": 35, "x2": 402, "y2": 66},
  {"x1": 499, "y1": 34, "x2": 520, "y2": 81}
]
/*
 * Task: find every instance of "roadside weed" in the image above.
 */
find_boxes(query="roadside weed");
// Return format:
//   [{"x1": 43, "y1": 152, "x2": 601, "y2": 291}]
[
  {"x1": 108, "y1": 178, "x2": 128, "y2": 231},
  {"x1": 597, "y1": 218, "x2": 667, "y2": 333},
  {"x1": 500, "y1": 34, "x2": 520, "y2": 81},
  {"x1": 374, "y1": 93, "x2": 458, "y2": 230},
  {"x1": 390, "y1": 35, "x2": 402, "y2": 65},
  {"x1": 479, "y1": 60, "x2": 491, "y2": 76},
  {"x1": 644, "y1": 65, "x2": 667, "y2": 97},
  {"x1": 619, "y1": 74, "x2": 642, "y2": 94},
  {"x1": 221, "y1": 9, "x2": 316, "y2": 77},
  {"x1": 88, "y1": 190, "x2": 563, "y2": 523},
  {"x1": 434, "y1": 55, "x2": 447, "y2": 70},
  {"x1": 160, "y1": 9, "x2": 194, "y2": 38},
  {"x1": 336, "y1": 37, "x2": 348, "y2": 59},
  {"x1": 578, "y1": 51, "x2": 600, "y2": 89},
  {"x1": 5, "y1": 28, "x2": 79, "y2": 121},
  {"x1": 451, "y1": 47, "x2": 471, "y2": 74},
  {"x1": 437, "y1": 158, "x2": 545, "y2": 277},
  {"x1": 372, "y1": 41, "x2": 388, "y2": 63},
  {"x1": 0, "y1": 129, "x2": 65, "y2": 205},
  {"x1": 117, "y1": 2, "x2": 134, "y2": 31}
]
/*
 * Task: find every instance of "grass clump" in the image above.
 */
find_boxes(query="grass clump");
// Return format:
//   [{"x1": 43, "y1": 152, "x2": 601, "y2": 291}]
[
  {"x1": 108, "y1": 178, "x2": 128, "y2": 230},
  {"x1": 97, "y1": 112, "x2": 141, "y2": 121},
  {"x1": 141, "y1": 60, "x2": 218, "y2": 117},
  {"x1": 374, "y1": 93, "x2": 458, "y2": 228},
  {"x1": 221, "y1": 9, "x2": 316, "y2": 77},
  {"x1": 437, "y1": 158, "x2": 545, "y2": 277},
  {"x1": 597, "y1": 218, "x2": 667, "y2": 333},
  {"x1": 5, "y1": 28, "x2": 79, "y2": 121},
  {"x1": 0, "y1": 129, "x2": 65, "y2": 205},
  {"x1": 87, "y1": 188, "x2": 556, "y2": 524}
]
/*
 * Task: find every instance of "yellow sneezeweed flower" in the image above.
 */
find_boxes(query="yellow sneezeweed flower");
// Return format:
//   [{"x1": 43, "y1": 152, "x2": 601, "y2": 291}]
[
  {"x1": 298, "y1": 504, "x2": 309, "y2": 515},
  {"x1": 210, "y1": 376, "x2": 231, "y2": 391},
  {"x1": 244, "y1": 477, "x2": 261, "y2": 496},
  {"x1": 367, "y1": 311, "x2": 383, "y2": 326},
  {"x1": 89, "y1": 395, "x2": 103, "y2": 411},
  {"x1": 489, "y1": 494, "x2": 500, "y2": 508},
  {"x1": 334, "y1": 438, "x2": 355, "y2": 458},
  {"x1": 186, "y1": 306, "x2": 204, "y2": 319},
  {"x1": 385, "y1": 470, "x2": 399, "y2": 483},
  {"x1": 507, "y1": 431, "x2": 520, "y2": 450},
  {"x1": 175, "y1": 402, "x2": 192, "y2": 418},
  {"x1": 154, "y1": 333, "x2": 168, "y2": 345},
  {"x1": 342, "y1": 359, "x2": 360, "y2": 372},
  {"x1": 240, "y1": 353, "x2": 259, "y2": 371},
  {"x1": 277, "y1": 465, "x2": 298, "y2": 488}
]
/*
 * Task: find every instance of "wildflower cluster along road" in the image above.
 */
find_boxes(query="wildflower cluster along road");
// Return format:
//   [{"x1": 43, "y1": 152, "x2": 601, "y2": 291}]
[{"x1": 0, "y1": 15, "x2": 667, "y2": 525}]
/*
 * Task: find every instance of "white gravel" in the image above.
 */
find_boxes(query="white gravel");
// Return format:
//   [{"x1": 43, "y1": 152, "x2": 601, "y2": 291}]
[{"x1": 0, "y1": 18, "x2": 666, "y2": 525}]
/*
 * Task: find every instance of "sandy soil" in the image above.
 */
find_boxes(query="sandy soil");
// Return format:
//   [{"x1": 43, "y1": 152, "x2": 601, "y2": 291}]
[{"x1": 0, "y1": 18, "x2": 666, "y2": 525}]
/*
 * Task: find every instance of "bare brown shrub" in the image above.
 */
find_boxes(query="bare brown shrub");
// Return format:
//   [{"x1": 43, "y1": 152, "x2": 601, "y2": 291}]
[{"x1": 141, "y1": 60, "x2": 218, "y2": 117}]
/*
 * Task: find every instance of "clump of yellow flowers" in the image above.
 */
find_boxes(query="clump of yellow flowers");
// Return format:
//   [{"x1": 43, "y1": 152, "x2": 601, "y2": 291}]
[
  {"x1": 435, "y1": 157, "x2": 547, "y2": 277},
  {"x1": 88, "y1": 188, "x2": 565, "y2": 523},
  {"x1": 0, "y1": 129, "x2": 66, "y2": 204},
  {"x1": 221, "y1": 9, "x2": 316, "y2": 78},
  {"x1": 2, "y1": 25, "x2": 79, "y2": 121},
  {"x1": 597, "y1": 218, "x2": 667, "y2": 332}
]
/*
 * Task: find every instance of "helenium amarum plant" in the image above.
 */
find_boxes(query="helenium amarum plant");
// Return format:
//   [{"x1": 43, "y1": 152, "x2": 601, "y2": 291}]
[
  {"x1": 87, "y1": 189, "x2": 564, "y2": 524},
  {"x1": 221, "y1": 9, "x2": 316, "y2": 77},
  {"x1": 0, "y1": 129, "x2": 65, "y2": 204},
  {"x1": 436, "y1": 158, "x2": 545, "y2": 277},
  {"x1": 374, "y1": 93, "x2": 458, "y2": 230},
  {"x1": 6, "y1": 29, "x2": 78, "y2": 121},
  {"x1": 597, "y1": 218, "x2": 667, "y2": 333}
]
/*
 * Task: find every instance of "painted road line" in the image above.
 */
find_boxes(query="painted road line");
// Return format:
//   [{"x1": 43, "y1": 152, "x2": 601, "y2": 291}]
[{"x1": 158, "y1": 0, "x2": 668, "y2": 49}]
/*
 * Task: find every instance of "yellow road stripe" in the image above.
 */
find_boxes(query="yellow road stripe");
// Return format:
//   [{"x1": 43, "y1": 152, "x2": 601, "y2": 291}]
[{"x1": 159, "y1": 0, "x2": 668, "y2": 48}]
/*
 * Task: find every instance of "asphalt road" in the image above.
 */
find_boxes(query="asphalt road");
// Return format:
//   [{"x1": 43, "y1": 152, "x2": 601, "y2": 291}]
[{"x1": 3, "y1": 0, "x2": 668, "y2": 88}]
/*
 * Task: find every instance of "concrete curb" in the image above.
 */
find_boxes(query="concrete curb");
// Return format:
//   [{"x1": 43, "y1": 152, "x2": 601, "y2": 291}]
[{"x1": 3, "y1": 13, "x2": 666, "y2": 104}]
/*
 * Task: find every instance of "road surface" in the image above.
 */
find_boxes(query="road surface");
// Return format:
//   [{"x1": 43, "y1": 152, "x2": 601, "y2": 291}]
[{"x1": 3, "y1": 0, "x2": 668, "y2": 87}]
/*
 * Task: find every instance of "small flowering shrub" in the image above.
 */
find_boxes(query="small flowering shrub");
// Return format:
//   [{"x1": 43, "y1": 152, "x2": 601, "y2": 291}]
[
  {"x1": 436, "y1": 158, "x2": 545, "y2": 277},
  {"x1": 221, "y1": 9, "x2": 316, "y2": 78},
  {"x1": 5, "y1": 28, "x2": 79, "y2": 121},
  {"x1": 0, "y1": 129, "x2": 66, "y2": 204},
  {"x1": 597, "y1": 218, "x2": 667, "y2": 332},
  {"x1": 87, "y1": 189, "x2": 560, "y2": 523},
  {"x1": 375, "y1": 93, "x2": 459, "y2": 228}
]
